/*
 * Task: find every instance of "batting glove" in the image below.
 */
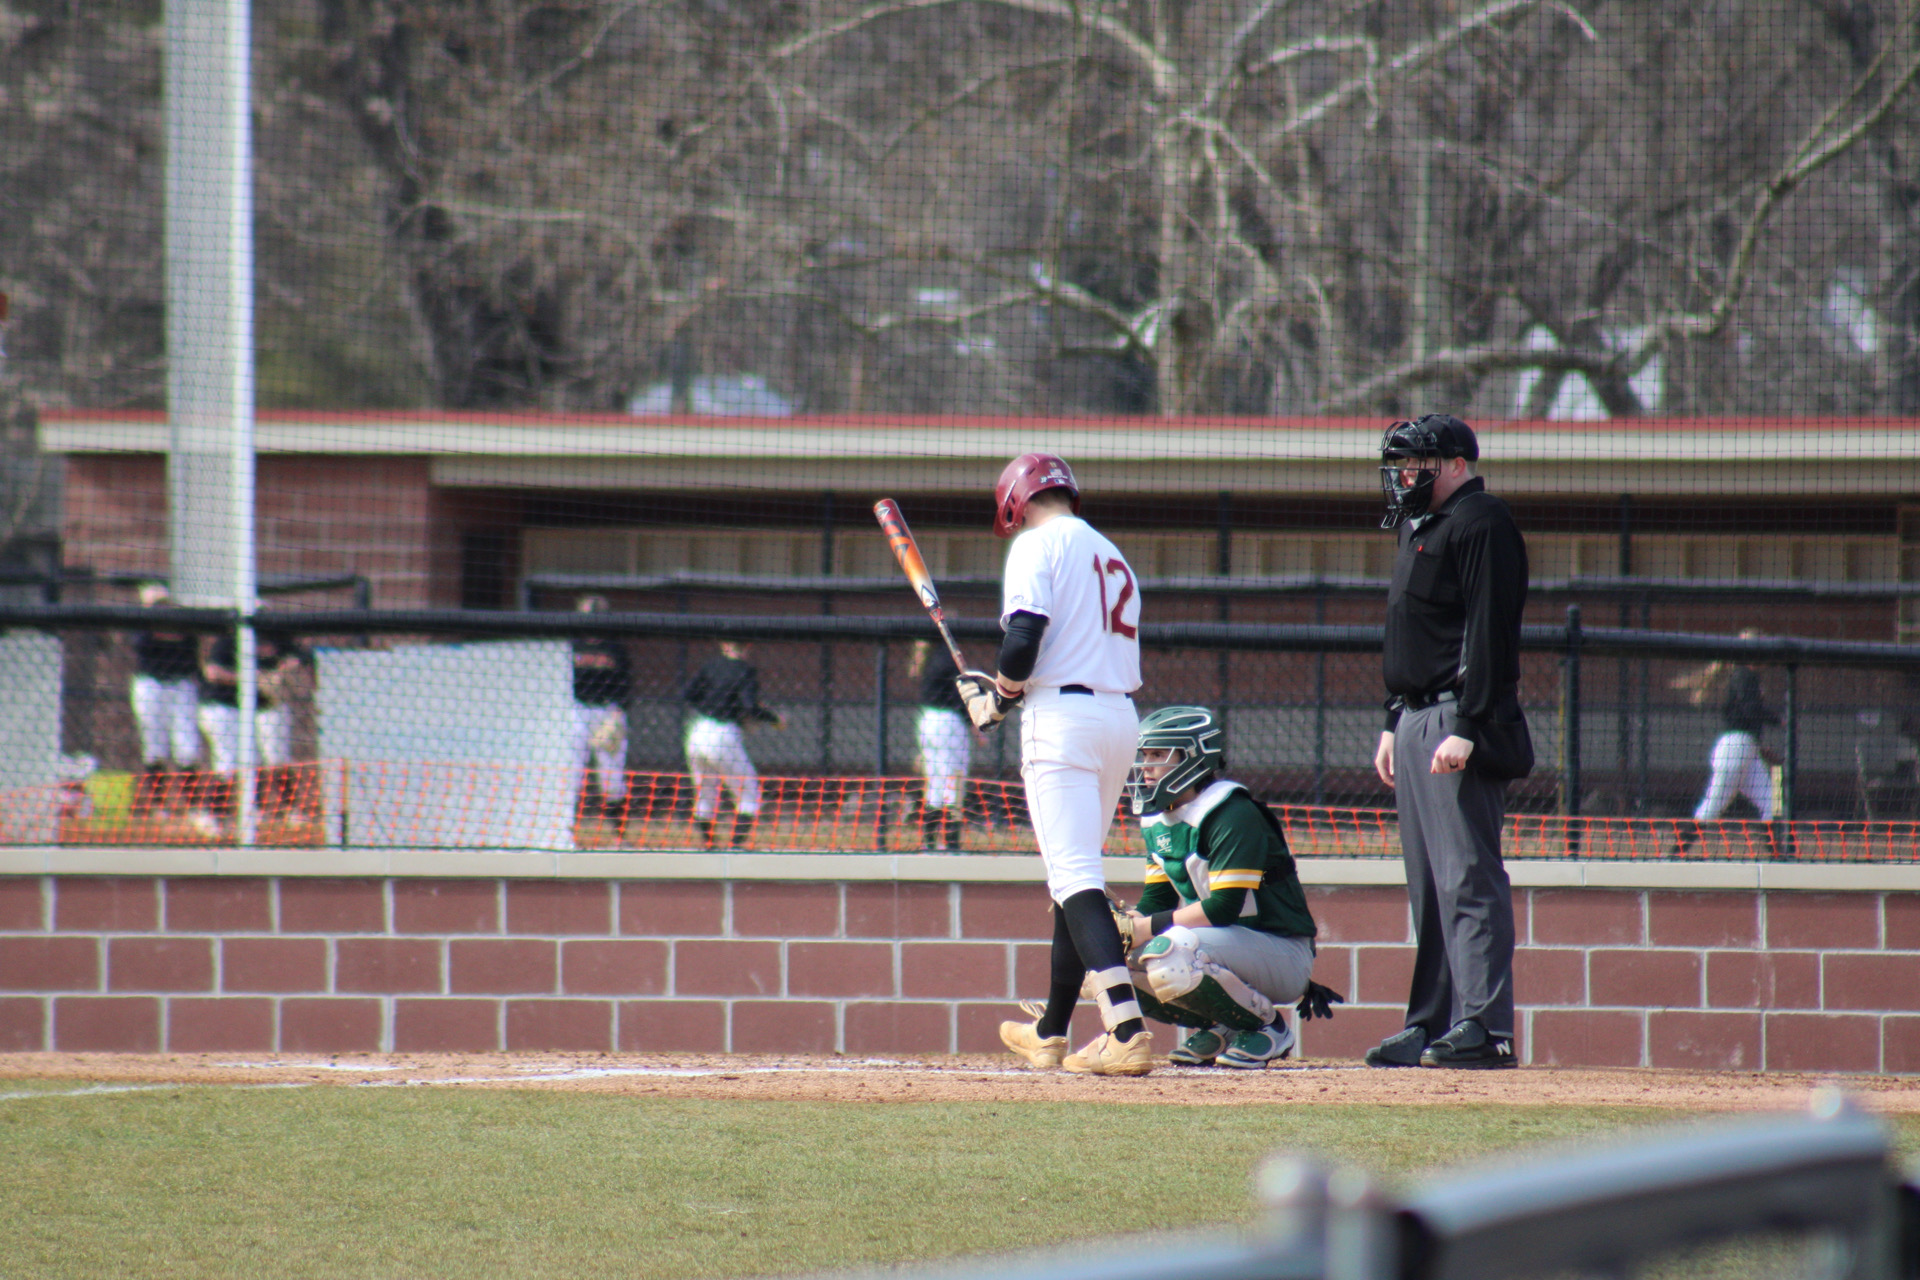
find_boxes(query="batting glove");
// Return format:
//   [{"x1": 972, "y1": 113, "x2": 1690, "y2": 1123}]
[{"x1": 955, "y1": 671, "x2": 1021, "y2": 730}]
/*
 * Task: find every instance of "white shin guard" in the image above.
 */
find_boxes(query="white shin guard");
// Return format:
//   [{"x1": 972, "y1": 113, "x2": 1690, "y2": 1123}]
[
  {"x1": 1088, "y1": 965, "x2": 1143, "y2": 1031},
  {"x1": 1140, "y1": 926, "x2": 1275, "y2": 1033}
]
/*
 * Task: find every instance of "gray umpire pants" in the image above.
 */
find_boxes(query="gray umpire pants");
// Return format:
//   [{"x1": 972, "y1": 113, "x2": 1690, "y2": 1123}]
[{"x1": 1394, "y1": 702, "x2": 1515, "y2": 1039}]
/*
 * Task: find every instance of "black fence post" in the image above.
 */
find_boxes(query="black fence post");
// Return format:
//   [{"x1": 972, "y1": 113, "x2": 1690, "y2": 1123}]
[
  {"x1": 1562, "y1": 604, "x2": 1583, "y2": 846},
  {"x1": 1616, "y1": 496, "x2": 1632, "y2": 814},
  {"x1": 819, "y1": 490, "x2": 835, "y2": 774},
  {"x1": 1313, "y1": 583, "x2": 1328, "y2": 806},
  {"x1": 1216, "y1": 489, "x2": 1231, "y2": 739},
  {"x1": 874, "y1": 641, "x2": 889, "y2": 851},
  {"x1": 1636, "y1": 592, "x2": 1651, "y2": 813},
  {"x1": 1783, "y1": 662, "x2": 1798, "y2": 858}
]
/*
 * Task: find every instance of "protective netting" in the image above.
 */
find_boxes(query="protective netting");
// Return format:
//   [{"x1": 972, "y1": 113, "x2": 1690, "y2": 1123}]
[
  {"x1": 1, "y1": 617, "x2": 1916, "y2": 858},
  {"x1": 4, "y1": 2, "x2": 1920, "y2": 858}
]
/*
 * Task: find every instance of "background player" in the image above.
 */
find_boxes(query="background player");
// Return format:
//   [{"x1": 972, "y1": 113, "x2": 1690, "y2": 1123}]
[
  {"x1": 910, "y1": 639, "x2": 970, "y2": 851},
  {"x1": 1119, "y1": 706, "x2": 1338, "y2": 1068},
  {"x1": 127, "y1": 582, "x2": 201, "y2": 819},
  {"x1": 570, "y1": 595, "x2": 633, "y2": 837},
  {"x1": 198, "y1": 628, "x2": 307, "y2": 832},
  {"x1": 683, "y1": 639, "x2": 783, "y2": 850},
  {"x1": 958, "y1": 453, "x2": 1149, "y2": 1076},
  {"x1": 1672, "y1": 629, "x2": 1780, "y2": 855}
]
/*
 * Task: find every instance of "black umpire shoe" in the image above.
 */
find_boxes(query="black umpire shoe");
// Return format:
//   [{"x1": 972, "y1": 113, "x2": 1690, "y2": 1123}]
[
  {"x1": 1363, "y1": 1026, "x2": 1427, "y2": 1068},
  {"x1": 1419, "y1": 1019, "x2": 1516, "y2": 1069}
]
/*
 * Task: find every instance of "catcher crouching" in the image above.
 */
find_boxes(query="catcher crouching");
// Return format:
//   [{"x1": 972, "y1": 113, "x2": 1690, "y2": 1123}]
[{"x1": 1008, "y1": 705, "x2": 1343, "y2": 1069}]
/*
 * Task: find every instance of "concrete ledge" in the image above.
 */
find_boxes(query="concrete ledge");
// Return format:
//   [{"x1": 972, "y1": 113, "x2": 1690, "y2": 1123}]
[{"x1": 4, "y1": 846, "x2": 1920, "y2": 891}]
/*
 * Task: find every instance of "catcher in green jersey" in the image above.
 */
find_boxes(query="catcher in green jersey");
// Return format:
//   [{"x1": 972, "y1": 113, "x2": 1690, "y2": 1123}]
[{"x1": 1117, "y1": 706, "x2": 1343, "y2": 1067}]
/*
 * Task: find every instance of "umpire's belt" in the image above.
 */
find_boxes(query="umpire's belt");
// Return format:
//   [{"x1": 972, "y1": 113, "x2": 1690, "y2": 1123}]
[{"x1": 1400, "y1": 688, "x2": 1459, "y2": 711}]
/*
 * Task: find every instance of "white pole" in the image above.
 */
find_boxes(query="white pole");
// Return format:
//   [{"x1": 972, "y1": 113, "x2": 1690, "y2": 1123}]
[{"x1": 166, "y1": 0, "x2": 256, "y2": 844}]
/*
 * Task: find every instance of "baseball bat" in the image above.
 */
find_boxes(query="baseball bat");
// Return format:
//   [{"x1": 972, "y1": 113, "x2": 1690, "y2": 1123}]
[{"x1": 873, "y1": 498, "x2": 971, "y2": 674}]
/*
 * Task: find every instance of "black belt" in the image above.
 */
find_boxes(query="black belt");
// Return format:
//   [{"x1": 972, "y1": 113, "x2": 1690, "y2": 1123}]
[
  {"x1": 1401, "y1": 688, "x2": 1458, "y2": 711},
  {"x1": 1061, "y1": 684, "x2": 1094, "y2": 695}
]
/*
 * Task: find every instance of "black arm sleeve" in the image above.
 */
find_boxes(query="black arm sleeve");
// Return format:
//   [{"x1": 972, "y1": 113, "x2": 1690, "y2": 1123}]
[
  {"x1": 1134, "y1": 882, "x2": 1180, "y2": 915},
  {"x1": 997, "y1": 610, "x2": 1049, "y2": 681},
  {"x1": 1452, "y1": 508, "x2": 1528, "y2": 736}
]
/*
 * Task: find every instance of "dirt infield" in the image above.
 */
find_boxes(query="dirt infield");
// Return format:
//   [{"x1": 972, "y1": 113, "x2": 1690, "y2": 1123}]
[{"x1": 4, "y1": 1052, "x2": 1919, "y2": 1111}]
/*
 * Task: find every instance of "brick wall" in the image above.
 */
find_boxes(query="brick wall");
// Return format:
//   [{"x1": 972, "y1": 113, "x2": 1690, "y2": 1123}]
[
  {"x1": 1, "y1": 875, "x2": 1916, "y2": 1072},
  {"x1": 62, "y1": 456, "x2": 439, "y2": 607}
]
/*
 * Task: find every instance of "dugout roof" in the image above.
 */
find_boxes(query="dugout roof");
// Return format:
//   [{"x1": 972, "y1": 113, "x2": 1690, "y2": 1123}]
[{"x1": 39, "y1": 411, "x2": 1920, "y2": 498}]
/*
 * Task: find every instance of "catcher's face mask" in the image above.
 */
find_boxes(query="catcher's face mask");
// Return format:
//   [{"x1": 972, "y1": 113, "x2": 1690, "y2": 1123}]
[
  {"x1": 1127, "y1": 747, "x2": 1188, "y2": 816},
  {"x1": 1129, "y1": 705, "x2": 1224, "y2": 815}
]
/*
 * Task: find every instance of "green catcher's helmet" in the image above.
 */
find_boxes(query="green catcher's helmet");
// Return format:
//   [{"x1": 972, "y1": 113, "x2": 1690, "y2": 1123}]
[{"x1": 1128, "y1": 705, "x2": 1225, "y2": 816}]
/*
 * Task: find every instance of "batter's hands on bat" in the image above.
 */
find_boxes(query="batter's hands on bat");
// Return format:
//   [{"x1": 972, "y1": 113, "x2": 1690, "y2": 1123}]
[
  {"x1": 1374, "y1": 731, "x2": 1396, "y2": 788},
  {"x1": 955, "y1": 670, "x2": 1020, "y2": 730},
  {"x1": 1430, "y1": 735, "x2": 1474, "y2": 774}
]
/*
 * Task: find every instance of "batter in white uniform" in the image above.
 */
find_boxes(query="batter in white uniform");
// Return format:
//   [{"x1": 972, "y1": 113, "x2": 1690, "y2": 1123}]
[{"x1": 956, "y1": 453, "x2": 1149, "y2": 1077}]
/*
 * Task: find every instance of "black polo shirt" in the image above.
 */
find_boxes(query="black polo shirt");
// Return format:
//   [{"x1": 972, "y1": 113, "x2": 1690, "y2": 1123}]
[
  {"x1": 684, "y1": 656, "x2": 778, "y2": 725},
  {"x1": 1382, "y1": 477, "x2": 1529, "y2": 746},
  {"x1": 917, "y1": 648, "x2": 965, "y2": 712},
  {"x1": 572, "y1": 637, "x2": 633, "y2": 706}
]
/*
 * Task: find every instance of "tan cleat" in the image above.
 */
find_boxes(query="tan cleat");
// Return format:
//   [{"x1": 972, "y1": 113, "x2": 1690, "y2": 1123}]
[
  {"x1": 999, "y1": 1000, "x2": 1068, "y2": 1069},
  {"x1": 1063, "y1": 1028, "x2": 1154, "y2": 1077}
]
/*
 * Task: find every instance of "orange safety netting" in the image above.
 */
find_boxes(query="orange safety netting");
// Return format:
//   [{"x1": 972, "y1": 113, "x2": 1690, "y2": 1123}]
[{"x1": 8, "y1": 764, "x2": 1918, "y2": 862}]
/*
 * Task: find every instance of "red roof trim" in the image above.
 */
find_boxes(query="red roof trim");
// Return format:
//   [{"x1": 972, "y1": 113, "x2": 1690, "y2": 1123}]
[{"x1": 36, "y1": 409, "x2": 1920, "y2": 432}]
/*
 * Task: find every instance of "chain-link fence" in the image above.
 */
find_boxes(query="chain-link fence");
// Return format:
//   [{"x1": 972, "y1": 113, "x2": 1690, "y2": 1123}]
[{"x1": 10, "y1": 593, "x2": 1920, "y2": 860}]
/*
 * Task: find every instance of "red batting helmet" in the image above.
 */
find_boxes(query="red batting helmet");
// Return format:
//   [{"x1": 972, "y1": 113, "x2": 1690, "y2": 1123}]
[{"x1": 993, "y1": 453, "x2": 1080, "y2": 538}]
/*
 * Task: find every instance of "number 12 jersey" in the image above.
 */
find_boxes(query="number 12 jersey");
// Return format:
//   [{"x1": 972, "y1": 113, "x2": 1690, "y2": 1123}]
[{"x1": 1000, "y1": 514, "x2": 1142, "y2": 694}]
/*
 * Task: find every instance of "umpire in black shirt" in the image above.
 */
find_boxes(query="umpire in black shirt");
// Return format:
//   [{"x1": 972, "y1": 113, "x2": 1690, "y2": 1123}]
[{"x1": 1367, "y1": 415, "x2": 1531, "y2": 1071}]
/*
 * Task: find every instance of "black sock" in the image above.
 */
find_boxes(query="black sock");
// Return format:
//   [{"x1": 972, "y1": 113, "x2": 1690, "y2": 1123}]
[
  {"x1": 1060, "y1": 889, "x2": 1147, "y2": 1041},
  {"x1": 1060, "y1": 889, "x2": 1127, "y2": 973},
  {"x1": 1035, "y1": 905, "x2": 1083, "y2": 1039}
]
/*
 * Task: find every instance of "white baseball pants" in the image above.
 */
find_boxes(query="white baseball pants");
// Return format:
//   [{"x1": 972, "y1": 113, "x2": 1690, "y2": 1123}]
[
  {"x1": 1018, "y1": 687, "x2": 1137, "y2": 903},
  {"x1": 686, "y1": 716, "x2": 761, "y2": 819},
  {"x1": 198, "y1": 703, "x2": 291, "y2": 775},
  {"x1": 1694, "y1": 731, "x2": 1774, "y2": 822},
  {"x1": 918, "y1": 708, "x2": 971, "y2": 809},
  {"x1": 132, "y1": 676, "x2": 201, "y2": 767},
  {"x1": 571, "y1": 704, "x2": 628, "y2": 800}
]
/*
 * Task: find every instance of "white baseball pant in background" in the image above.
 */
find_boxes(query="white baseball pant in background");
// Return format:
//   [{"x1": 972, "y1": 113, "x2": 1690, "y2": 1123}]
[
  {"x1": 1694, "y1": 730, "x2": 1774, "y2": 821},
  {"x1": 198, "y1": 703, "x2": 291, "y2": 774},
  {"x1": 1018, "y1": 686, "x2": 1137, "y2": 903},
  {"x1": 132, "y1": 675, "x2": 201, "y2": 766},
  {"x1": 918, "y1": 708, "x2": 971, "y2": 809},
  {"x1": 571, "y1": 704, "x2": 629, "y2": 800},
  {"x1": 686, "y1": 716, "x2": 762, "y2": 819}
]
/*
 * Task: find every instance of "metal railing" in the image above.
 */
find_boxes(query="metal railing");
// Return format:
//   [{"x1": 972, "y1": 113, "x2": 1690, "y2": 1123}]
[{"x1": 804, "y1": 1094, "x2": 1919, "y2": 1280}]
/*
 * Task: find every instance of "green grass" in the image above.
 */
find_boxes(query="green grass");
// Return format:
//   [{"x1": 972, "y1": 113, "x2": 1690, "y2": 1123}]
[{"x1": 2, "y1": 1085, "x2": 1914, "y2": 1279}]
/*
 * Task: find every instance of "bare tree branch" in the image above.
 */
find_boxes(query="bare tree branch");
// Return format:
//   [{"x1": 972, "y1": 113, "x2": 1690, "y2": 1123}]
[
  {"x1": 1312, "y1": 345, "x2": 1621, "y2": 413},
  {"x1": 1273, "y1": 0, "x2": 1594, "y2": 144},
  {"x1": 1630, "y1": 17, "x2": 1920, "y2": 364},
  {"x1": 769, "y1": 0, "x2": 1174, "y2": 90}
]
